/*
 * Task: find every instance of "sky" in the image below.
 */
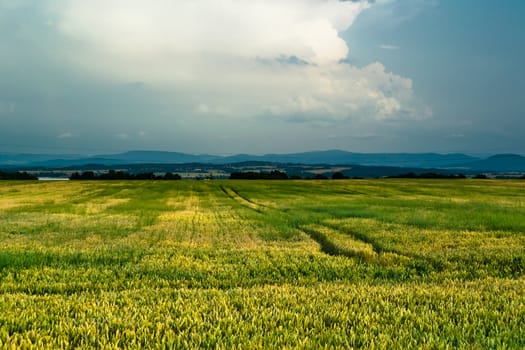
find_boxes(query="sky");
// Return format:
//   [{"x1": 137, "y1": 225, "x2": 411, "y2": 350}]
[{"x1": 0, "y1": 0, "x2": 524, "y2": 155}]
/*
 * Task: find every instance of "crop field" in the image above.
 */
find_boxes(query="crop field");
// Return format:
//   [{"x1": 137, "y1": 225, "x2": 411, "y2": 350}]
[{"x1": 0, "y1": 179, "x2": 524, "y2": 348}]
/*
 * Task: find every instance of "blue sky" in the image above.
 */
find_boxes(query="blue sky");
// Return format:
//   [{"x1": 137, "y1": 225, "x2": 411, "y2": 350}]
[{"x1": 0, "y1": 0, "x2": 524, "y2": 155}]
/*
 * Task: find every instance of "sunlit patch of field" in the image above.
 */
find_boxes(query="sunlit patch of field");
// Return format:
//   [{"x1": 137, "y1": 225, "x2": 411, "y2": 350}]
[
  {"x1": 81, "y1": 198, "x2": 130, "y2": 215},
  {"x1": 0, "y1": 179, "x2": 524, "y2": 347},
  {"x1": 153, "y1": 190, "x2": 267, "y2": 249},
  {"x1": 0, "y1": 181, "x2": 85, "y2": 210}
]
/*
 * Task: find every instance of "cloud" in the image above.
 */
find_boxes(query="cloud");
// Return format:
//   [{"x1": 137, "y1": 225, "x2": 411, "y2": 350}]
[
  {"x1": 259, "y1": 61, "x2": 430, "y2": 123},
  {"x1": 58, "y1": 132, "x2": 74, "y2": 139},
  {"x1": 58, "y1": 0, "x2": 367, "y2": 63},
  {"x1": 380, "y1": 44, "x2": 400, "y2": 50},
  {"x1": 51, "y1": 0, "x2": 429, "y2": 123}
]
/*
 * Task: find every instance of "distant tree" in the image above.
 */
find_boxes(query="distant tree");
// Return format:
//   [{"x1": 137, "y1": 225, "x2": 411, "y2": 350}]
[
  {"x1": 164, "y1": 172, "x2": 182, "y2": 180},
  {"x1": 98, "y1": 170, "x2": 130, "y2": 180},
  {"x1": 134, "y1": 172, "x2": 158, "y2": 180},
  {"x1": 268, "y1": 170, "x2": 288, "y2": 180},
  {"x1": 399, "y1": 172, "x2": 417, "y2": 178},
  {"x1": 473, "y1": 174, "x2": 488, "y2": 179},
  {"x1": 290, "y1": 174, "x2": 302, "y2": 180},
  {"x1": 70, "y1": 171, "x2": 96, "y2": 180},
  {"x1": 331, "y1": 172, "x2": 348, "y2": 180},
  {"x1": 70, "y1": 170, "x2": 184, "y2": 180},
  {"x1": 313, "y1": 174, "x2": 328, "y2": 180},
  {"x1": 229, "y1": 170, "x2": 288, "y2": 180},
  {"x1": 230, "y1": 172, "x2": 251, "y2": 180},
  {"x1": 388, "y1": 172, "x2": 466, "y2": 179},
  {"x1": 83, "y1": 171, "x2": 96, "y2": 179},
  {"x1": 420, "y1": 173, "x2": 441, "y2": 179},
  {"x1": 0, "y1": 171, "x2": 37, "y2": 180}
]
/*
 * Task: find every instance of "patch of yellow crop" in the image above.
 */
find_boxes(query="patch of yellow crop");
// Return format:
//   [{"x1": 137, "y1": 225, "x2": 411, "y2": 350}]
[
  {"x1": 329, "y1": 216, "x2": 525, "y2": 259},
  {"x1": 167, "y1": 194, "x2": 200, "y2": 209},
  {"x1": 151, "y1": 193, "x2": 271, "y2": 249},
  {"x1": 446, "y1": 197, "x2": 470, "y2": 203},
  {"x1": 418, "y1": 229, "x2": 525, "y2": 256},
  {"x1": 0, "y1": 198, "x2": 24, "y2": 210},
  {"x1": 0, "y1": 193, "x2": 63, "y2": 210},
  {"x1": 0, "y1": 182, "x2": 100, "y2": 211},
  {"x1": 82, "y1": 198, "x2": 130, "y2": 214},
  {"x1": 482, "y1": 196, "x2": 525, "y2": 208}
]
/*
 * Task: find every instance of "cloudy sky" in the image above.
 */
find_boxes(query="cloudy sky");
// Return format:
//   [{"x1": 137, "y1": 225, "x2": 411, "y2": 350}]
[{"x1": 1, "y1": 0, "x2": 524, "y2": 155}]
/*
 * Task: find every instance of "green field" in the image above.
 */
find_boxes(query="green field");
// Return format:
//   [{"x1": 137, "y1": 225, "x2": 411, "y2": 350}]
[{"x1": 1, "y1": 179, "x2": 524, "y2": 348}]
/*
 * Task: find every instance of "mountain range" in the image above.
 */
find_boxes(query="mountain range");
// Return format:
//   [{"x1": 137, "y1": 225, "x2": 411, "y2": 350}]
[{"x1": 1, "y1": 150, "x2": 525, "y2": 173}]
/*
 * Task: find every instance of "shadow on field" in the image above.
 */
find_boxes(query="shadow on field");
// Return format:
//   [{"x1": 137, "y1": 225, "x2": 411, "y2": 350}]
[
  {"x1": 300, "y1": 225, "x2": 368, "y2": 259},
  {"x1": 0, "y1": 249, "x2": 145, "y2": 270}
]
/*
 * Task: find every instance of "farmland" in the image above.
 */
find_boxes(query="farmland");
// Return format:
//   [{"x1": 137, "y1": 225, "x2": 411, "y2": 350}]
[{"x1": 0, "y1": 179, "x2": 524, "y2": 348}]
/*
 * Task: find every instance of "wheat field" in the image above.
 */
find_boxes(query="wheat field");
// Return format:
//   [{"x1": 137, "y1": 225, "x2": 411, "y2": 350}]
[{"x1": 0, "y1": 179, "x2": 524, "y2": 348}]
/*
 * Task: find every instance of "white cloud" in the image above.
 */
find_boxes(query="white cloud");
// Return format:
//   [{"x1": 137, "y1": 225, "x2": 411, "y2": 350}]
[
  {"x1": 58, "y1": 132, "x2": 74, "y2": 139},
  {"x1": 53, "y1": 0, "x2": 429, "y2": 123},
  {"x1": 246, "y1": 61, "x2": 426, "y2": 123},
  {"x1": 58, "y1": 0, "x2": 365, "y2": 65},
  {"x1": 380, "y1": 44, "x2": 400, "y2": 50}
]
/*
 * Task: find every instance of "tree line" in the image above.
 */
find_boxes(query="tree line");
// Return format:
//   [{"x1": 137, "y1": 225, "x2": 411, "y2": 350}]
[
  {"x1": 0, "y1": 170, "x2": 37, "y2": 180},
  {"x1": 229, "y1": 170, "x2": 289, "y2": 180},
  {"x1": 2, "y1": 169, "x2": 523, "y2": 181},
  {"x1": 387, "y1": 172, "x2": 467, "y2": 179},
  {"x1": 70, "y1": 170, "x2": 181, "y2": 180},
  {"x1": 228, "y1": 171, "x2": 355, "y2": 180}
]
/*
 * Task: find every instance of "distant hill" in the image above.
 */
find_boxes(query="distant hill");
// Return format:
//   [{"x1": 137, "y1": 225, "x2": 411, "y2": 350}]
[
  {"x1": 91, "y1": 151, "x2": 221, "y2": 164},
  {"x1": 0, "y1": 153, "x2": 83, "y2": 166},
  {"x1": 0, "y1": 151, "x2": 221, "y2": 167},
  {"x1": 1, "y1": 150, "x2": 524, "y2": 173},
  {"x1": 461, "y1": 154, "x2": 525, "y2": 172},
  {"x1": 220, "y1": 150, "x2": 479, "y2": 168}
]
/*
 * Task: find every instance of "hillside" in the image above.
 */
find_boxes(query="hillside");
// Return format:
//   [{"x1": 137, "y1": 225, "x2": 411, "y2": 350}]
[
  {"x1": 1, "y1": 150, "x2": 524, "y2": 173},
  {"x1": 462, "y1": 154, "x2": 525, "y2": 172}
]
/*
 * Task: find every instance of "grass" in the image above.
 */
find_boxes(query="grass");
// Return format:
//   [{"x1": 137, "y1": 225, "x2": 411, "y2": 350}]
[{"x1": 0, "y1": 179, "x2": 524, "y2": 348}]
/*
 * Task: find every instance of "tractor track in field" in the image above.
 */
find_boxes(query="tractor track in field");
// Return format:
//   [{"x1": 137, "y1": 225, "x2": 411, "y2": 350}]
[
  {"x1": 322, "y1": 221, "x2": 399, "y2": 257},
  {"x1": 220, "y1": 185, "x2": 441, "y2": 273},
  {"x1": 300, "y1": 225, "x2": 358, "y2": 258},
  {"x1": 300, "y1": 223, "x2": 433, "y2": 271},
  {"x1": 219, "y1": 185, "x2": 266, "y2": 213},
  {"x1": 219, "y1": 185, "x2": 388, "y2": 260},
  {"x1": 218, "y1": 184, "x2": 429, "y2": 269}
]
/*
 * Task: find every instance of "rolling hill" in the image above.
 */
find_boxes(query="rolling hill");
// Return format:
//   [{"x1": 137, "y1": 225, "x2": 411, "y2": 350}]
[{"x1": 1, "y1": 150, "x2": 524, "y2": 173}]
